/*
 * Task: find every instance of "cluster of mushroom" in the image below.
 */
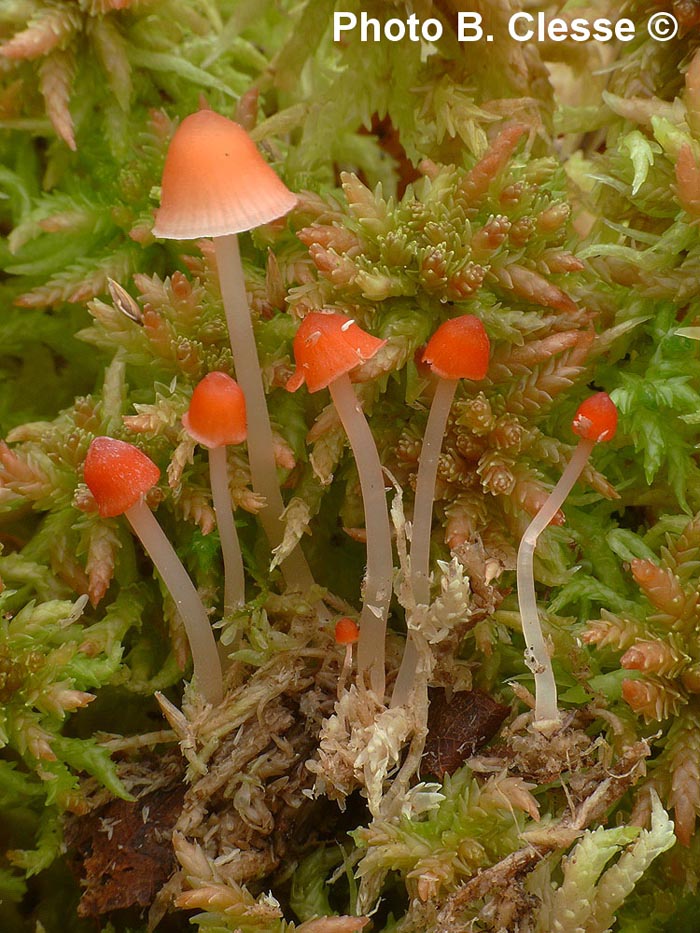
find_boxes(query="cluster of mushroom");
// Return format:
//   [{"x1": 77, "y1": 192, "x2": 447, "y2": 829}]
[
  {"x1": 85, "y1": 110, "x2": 313, "y2": 706},
  {"x1": 81, "y1": 108, "x2": 619, "y2": 730},
  {"x1": 84, "y1": 367, "x2": 250, "y2": 707}
]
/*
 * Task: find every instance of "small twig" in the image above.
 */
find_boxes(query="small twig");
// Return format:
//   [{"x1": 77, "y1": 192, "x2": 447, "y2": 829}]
[{"x1": 97, "y1": 730, "x2": 178, "y2": 752}]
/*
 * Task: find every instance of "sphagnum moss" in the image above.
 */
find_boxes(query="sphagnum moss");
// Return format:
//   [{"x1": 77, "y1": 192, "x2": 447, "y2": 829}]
[{"x1": 0, "y1": 2, "x2": 699, "y2": 932}]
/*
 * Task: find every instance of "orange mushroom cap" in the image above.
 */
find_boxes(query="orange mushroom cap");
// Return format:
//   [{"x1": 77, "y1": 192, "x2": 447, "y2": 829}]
[
  {"x1": 152, "y1": 110, "x2": 297, "y2": 240},
  {"x1": 335, "y1": 617, "x2": 360, "y2": 645},
  {"x1": 182, "y1": 372, "x2": 247, "y2": 449},
  {"x1": 286, "y1": 312, "x2": 386, "y2": 394},
  {"x1": 84, "y1": 437, "x2": 160, "y2": 518},
  {"x1": 571, "y1": 392, "x2": 618, "y2": 443},
  {"x1": 421, "y1": 315, "x2": 490, "y2": 381}
]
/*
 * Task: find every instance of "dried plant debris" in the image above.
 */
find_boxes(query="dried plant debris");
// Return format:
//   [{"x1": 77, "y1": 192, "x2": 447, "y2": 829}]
[
  {"x1": 422, "y1": 689, "x2": 510, "y2": 779},
  {"x1": 160, "y1": 649, "x2": 340, "y2": 903},
  {"x1": 64, "y1": 754, "x2": 185, "y2": 918}
]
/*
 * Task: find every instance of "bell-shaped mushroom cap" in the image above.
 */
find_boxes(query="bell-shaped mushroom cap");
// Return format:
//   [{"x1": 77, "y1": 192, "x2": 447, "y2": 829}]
[
  {"x1": 571, "y1": 392, "x2": 618, "y2": 443},
  {"x1": 84, "y1": 437, "x2": 160, "y2": 518},
  {"x1": 182, "y1": 372, "x2": 247, "y2": 449},
  {"x1": 335, "y1": 616, "x2": 360, "y2": 645},
  {"x1": 152, "y1": 110, "x2": 297, "y2": 240},
  {"x1": 422, "y1": 315, "x2": 490, "y2": 380},
  {"x1": 286, "y1": 312, "x2": 386, "y2": 394}
]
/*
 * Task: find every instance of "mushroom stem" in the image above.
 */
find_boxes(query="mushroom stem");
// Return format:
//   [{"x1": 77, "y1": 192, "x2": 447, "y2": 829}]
[
  {"x1": 516, "y1": 436, "x2": 595, "y2": 727},
  {"x1": 329, "y1": 374, "x2": 392, "y2": 698},
  {"x1": 124, "y1": 500, "x2": 223, "y2": 706},
  {"x1": 208, "y1": 445, "x2": 245, "y2": 615},
  {"x1": 337, "y1": 644, "x2": 354, "y2": 697},
  {"x1": 410, "y1": 377, "x2": 458, "y2": 605},
  {"x1": 214, "y1": 234, "x2": 314, "y2": 593},
  {"x1": 391, "y1": 377, "x2": 457, "y2": 708}
]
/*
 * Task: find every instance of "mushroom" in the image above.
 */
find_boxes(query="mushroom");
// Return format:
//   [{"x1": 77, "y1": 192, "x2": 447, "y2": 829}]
[
  {"x1": 516, "y1": 391, "x2": 618, "y2": 731},
  {"x1": 391, "y1": 314, "x2": 490, "y2": 708},
  {"x1": 335, "y1": 616, "x2": 360, "y2": 694},
  {"x1": 84, "y1": 436, "x2": 222, "y2": 706},
  {"x1": 287, "y1": 311, "x2": 391, "y2": 697},
  {"x1": 152, "y1": 109, "x2": 313, "y2": 593},
  {"x1": 182, "y1": 371, "x2": 247, "y2": 615}
]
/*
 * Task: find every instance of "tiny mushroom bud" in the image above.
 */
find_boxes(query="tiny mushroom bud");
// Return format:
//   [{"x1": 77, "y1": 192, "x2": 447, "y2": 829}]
[
  {"x1": 153, "y1": 109, "x2": 313, "y2": 594},
  {"x1": 182, "y1": 372, "x2": 247, "y2": 615},
  {"x1": 391, "y1": 315, "x2": 490, "y2": 708},
  {"x1": 287, "y1": 311, "x2": 391, "y2": 698},
  {"x1": 84, "y1": 437, "x2": 222, "y2": 706},
  {"x1": 335, "y1": 616, "x2": 360, "y2": 645},
  {"x1": 516, "y1": 392, "x2": 618, "y2": 732},
  {"x1": 335, "y1": 616, "x2": 360, "y2": 696}
]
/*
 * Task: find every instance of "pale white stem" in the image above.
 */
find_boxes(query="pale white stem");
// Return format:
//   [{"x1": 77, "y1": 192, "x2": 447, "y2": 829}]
[
  {"x1": 337, "y1": 644, "x2": 353, "y2": 697},
  {"x1": 214, "y1": 234, "x2": 314, "y2": 592},
  {"x1": 391, "y1": 378, "x2": 457, "y2": 708},
  {"x1": 329, "y1": 374, "x2": 392, "y2": 698},
  {"x1": 516, "y1": 437, "x2": 595, "y2": 727},
  {"x1": 125, "y1": 501, "x2": 222, "y2": 706},
  {"x1": 208, "y1": 444, "x2": 245, "y2": 615}
]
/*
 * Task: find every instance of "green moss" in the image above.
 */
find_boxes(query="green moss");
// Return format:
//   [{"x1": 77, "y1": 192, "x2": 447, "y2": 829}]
[{"x1": 2, "y1": 1, "x2": 700, "y2": 930}]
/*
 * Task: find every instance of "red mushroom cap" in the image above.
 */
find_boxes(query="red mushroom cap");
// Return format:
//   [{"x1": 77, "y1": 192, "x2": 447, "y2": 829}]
[
  {"x1": 84, "y1": 437, "x2": 160, "y2": 518},
  {"x1": 335, "y1": 617, "x2": 360, "y2": 645},
  {"x1": 286, "y1": 312, "x2": 386, "y2": 394},
  {"x1": 152, "y1": 109, "x2": 297, "y2": 240},
  {"x1": 571, "y1": 392, "x2": 618, "y2": 443},
  {"x1": 421, "y1": 315, "x2": 490, "y2": 381},
  {"x1": 182, "y1": 372, "x2": 247, "y2": 449}
]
